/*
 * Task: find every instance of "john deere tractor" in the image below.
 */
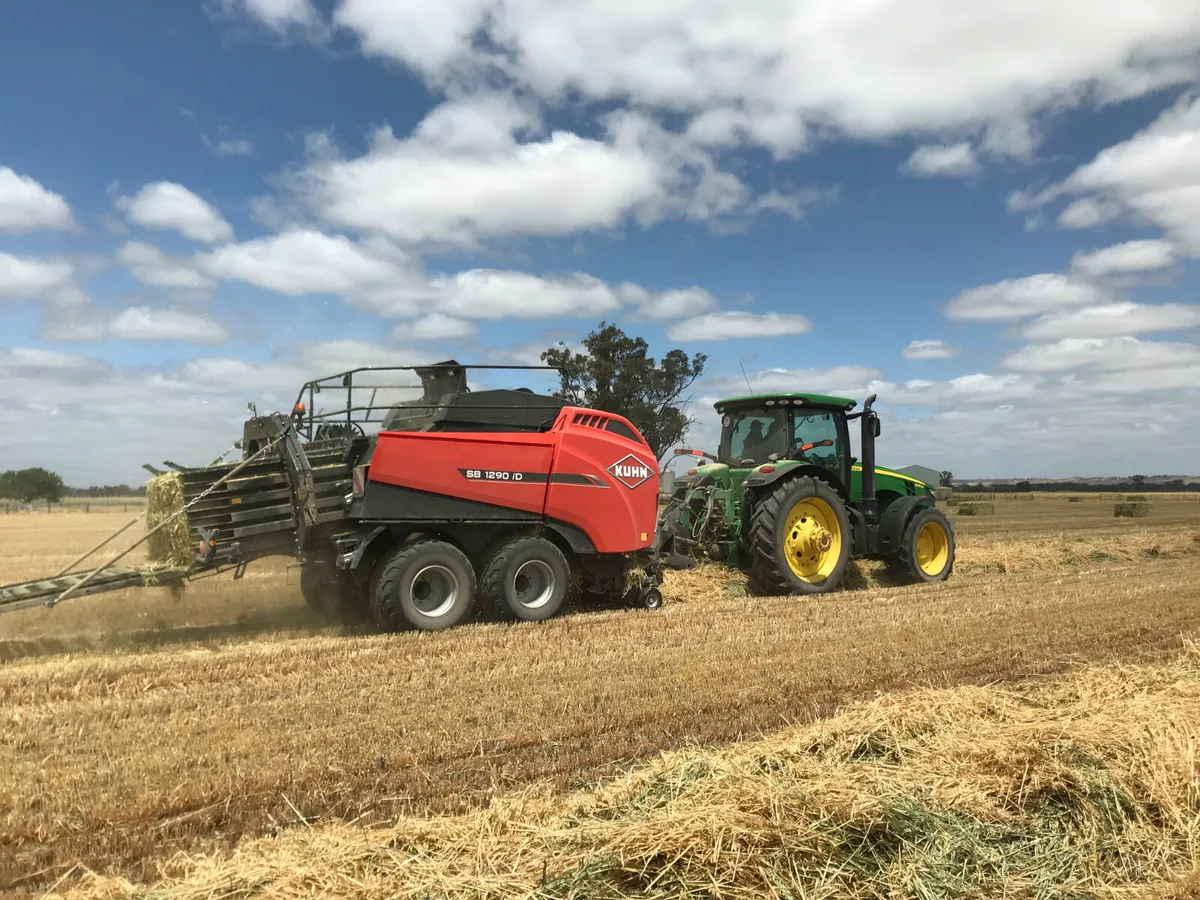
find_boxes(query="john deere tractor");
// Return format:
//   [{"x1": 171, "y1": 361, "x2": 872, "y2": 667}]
[{"x1": 659, "y1": 392, "x2": 955, "y2": 594}]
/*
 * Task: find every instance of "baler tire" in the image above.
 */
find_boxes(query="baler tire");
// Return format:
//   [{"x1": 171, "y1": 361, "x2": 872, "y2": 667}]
[
  {"x1": 300, "y1": 563, "x2": 369, "y2": 623},
  {"x1": 749, "y1": 476, "x2": 851, "y2": 595},
  {"x1": 887, "y1": 506, "x2": 955, "y2": 583},
  {"x1": 374, "y1": 539, "x2": 476, "y2": 632},
  {"x1": 479, "y1": 536, "x2": 570, "y2": 622}
]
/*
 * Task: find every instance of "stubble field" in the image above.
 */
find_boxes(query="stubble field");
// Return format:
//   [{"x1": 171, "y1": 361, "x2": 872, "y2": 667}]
[{"x1": 2, "y1": 493, "x2": 1199, "y2": 896}]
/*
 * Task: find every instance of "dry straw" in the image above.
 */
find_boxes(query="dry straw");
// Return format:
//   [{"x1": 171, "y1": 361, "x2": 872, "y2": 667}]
[
  {"x1": 144, "y1": 473, "x2": 191, "y2": 568},
  {"x1": 62, "y1": 644, "x2": 1200, "y2": 900}
]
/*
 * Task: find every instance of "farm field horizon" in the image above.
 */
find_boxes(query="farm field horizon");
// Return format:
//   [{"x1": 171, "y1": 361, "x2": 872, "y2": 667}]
[{"x1": 3, "y1": 493, "x2": 1200, "y2": 896}]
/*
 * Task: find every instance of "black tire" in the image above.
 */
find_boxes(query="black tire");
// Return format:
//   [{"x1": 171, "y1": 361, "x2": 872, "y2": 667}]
[
  {"x1": 888, "y1": 506, "x2": 955, "y2": 583},
  {"x1": 373, "y1": 539, "x2": 476, "y2": 632},
  {"x1": 300, "y1": 562, "x2": 369, "y2": 622},
  {"x1": 748, "y1": 476, "x2": 852, "y2": 595},
  {"x1": 479, "y1": 536, "x2": 570, "y2": 622}
]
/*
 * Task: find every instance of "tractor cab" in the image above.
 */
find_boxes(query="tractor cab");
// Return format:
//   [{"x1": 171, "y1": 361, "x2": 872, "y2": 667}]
[{"x1": 715, "y1": 393, "x2": 854, "y2": 493}]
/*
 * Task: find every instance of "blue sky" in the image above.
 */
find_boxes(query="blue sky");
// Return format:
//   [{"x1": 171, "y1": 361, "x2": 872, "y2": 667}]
[{"x1": 2, "y1": 0, "x2": 1200, "y2": 484}]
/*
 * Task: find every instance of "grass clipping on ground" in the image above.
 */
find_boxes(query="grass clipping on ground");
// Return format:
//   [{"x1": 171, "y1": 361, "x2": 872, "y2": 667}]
[
  {"x1": 64, "y1": 644, "x2": 1200, "y2": 900},
  {"x1": 144, "y1": 473, "x2": 191, "y2": 568}
]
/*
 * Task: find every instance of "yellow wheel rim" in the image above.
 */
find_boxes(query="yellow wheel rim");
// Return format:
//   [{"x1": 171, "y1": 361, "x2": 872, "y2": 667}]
[
  {"x1": 916, "y1": 520, "x2": 949, "y2": 576},
  {"x1": 782, "y1": 497, "x2": 842, "y2": 581}
]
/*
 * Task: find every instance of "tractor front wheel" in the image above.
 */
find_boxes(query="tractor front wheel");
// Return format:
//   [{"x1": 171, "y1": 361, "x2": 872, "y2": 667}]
[
  {"x1": 888, "y1": 507, "x2": 955, "y2": 583},
  {"x1": 749, "y1": 476, "x2": 851, "y2": 595}
]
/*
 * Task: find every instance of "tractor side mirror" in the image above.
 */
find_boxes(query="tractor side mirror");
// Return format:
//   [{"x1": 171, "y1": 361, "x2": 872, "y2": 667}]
[{"x1": 873, "y1": 419, "x2": 881, "y2": 438}]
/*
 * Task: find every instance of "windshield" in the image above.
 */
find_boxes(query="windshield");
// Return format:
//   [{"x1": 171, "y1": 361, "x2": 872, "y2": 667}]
[{"x1": 719, "y1": 408, "x2": 789, "y2": 465}]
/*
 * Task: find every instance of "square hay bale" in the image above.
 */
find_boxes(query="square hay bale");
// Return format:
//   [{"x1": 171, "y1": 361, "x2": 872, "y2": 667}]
[
  {"x1": 1114, "y1": 501, "x2": 1151, "y2": 518},
  {"x1": 1068, "y1": 496, "x2": 1082, "y2": 502},
  {"x1": 145, "y1": 472, "x2": 192, "y2": 567},
  {"x1": 956, "y1": 501, "x2": 995, "y2": 517}
]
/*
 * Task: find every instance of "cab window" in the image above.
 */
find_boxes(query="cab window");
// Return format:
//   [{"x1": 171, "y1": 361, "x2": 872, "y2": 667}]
[{"x1": 792, "y1": 411, "x2": 842, "y2": 479}]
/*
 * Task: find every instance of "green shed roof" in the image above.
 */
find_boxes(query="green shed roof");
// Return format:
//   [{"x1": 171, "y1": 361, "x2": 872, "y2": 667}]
[{"x1": 714, "y1": 392, "x2": 858, "y2": 412}]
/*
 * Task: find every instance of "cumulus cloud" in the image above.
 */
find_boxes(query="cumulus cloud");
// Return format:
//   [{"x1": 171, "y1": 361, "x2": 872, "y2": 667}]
[
  {"x1": 117, "y1": 181, "x2": 234, "y2": 243},
  {"x1": 1022, "y1": 301, "x2": 1200, "y2": 341},
  {"x1": 945, "y1": 273, "x2": 1107, "y2": 321},
  {"x1": 1015, "y1": 94, "x2": 1200, "y2": 254},
  {"x1": 118, "y1": 241, "x2": 214, "y2": 292},
  {"x1": 0, "y1": 166, "x2": 76, "y2": 233},
  {"x1": 330, "y1": 0, "x2": 1200, "y2": 158},
  {"x1": 1003, "y1": 335, "x2": 1200, "y2": 373},
  {"x1": 901, "y1": 143, "x2": 979, "y2": 178},
  {"x1": 0, "y1": 251, "x2": 89, "y2": 308},
  {"x1": 1069, "y1": 239, "x2": 1176, "y2": 277},
  {"x1": 666, "y1": 310, "x2": 813, "y2": 341},
  {"x1": 403, "y1": 313, "x2": 478, "y2": 341},
  {"x1": 196, "y1": 228, "x2": 722, "y2": 323},
  {"x1": 273, "y1": 96, "x2": 823, "y2": 249},
  {"x1": 109, "y1": 307, "x2": 230, "y2": 344},
  {"x1": 902, "y1": 339, "x2": 959, "y2": 359}
]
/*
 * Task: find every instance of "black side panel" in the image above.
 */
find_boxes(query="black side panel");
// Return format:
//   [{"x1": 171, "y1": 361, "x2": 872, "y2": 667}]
[
  {"x1": 358, "y1": 480, "x2": 542, "y2": 523},
  {"x1": 874, "y1": 494, "x2": 934, "y2": 557}
]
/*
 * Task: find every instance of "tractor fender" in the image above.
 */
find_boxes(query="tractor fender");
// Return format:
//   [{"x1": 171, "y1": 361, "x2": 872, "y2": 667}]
[
  {"x1": 876, "y1": 494, "x2": 940, "y2": 557},
  {"x1": 744, "y1": 463, "x2": 849, "y2": 501}
]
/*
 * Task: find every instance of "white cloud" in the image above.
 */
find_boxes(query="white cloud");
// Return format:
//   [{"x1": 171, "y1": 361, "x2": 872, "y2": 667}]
[
  {"x1": 197, "y1": 229, "x2": 427, "y2": 312},
  {"x1": 1003, "y1": 335, "x2": 1200, "y2": 373},
  {"x1": 109, "y1": 307, "x2": 230, "y2": 344},
  {"x1": 404, "y1": 313, "x2": 478, "y2": 341},
  {"x1": 216, "y1": 0, "x2": 325, "y2": 36},
  {"x1": 197, "y1": 229, "x2": 722, "y2": 323},
  {"x1": 0, "y1": 251, "x2": 89, "y2": 308},
  {"x1": 116, "y1": 181, "x2": 234, "y2": 243},
  {"x1": 216, "y1": 139, "x2": 254, "y2": 157},
  {"x1": 709, "y1": 364, "x2": 882, "y2": 399},
  {"x1": 1017, "y1": 94, "x2": 1200, "y2": 253},
  {"x1": 1069, "y1": 239, "x2": 1176, "y2": 277},
  {"x1": 945, "y1": 273, "x2": 1107, "y2": 321},
  {"x1": 1057, "y1": 198, "x2": 1120, "y2": 229},
  {"x1": 0, "y1": 166, "x2": 76, "y2": 233},
  {"x1": 627, "y1": 286, "x2": 719, "y2": 320},
  {"x1": 666, "y1": 310, "x2": 814, "y2": 341},
  {"x1": 903, "y1": 339, "x2": 959, "y2": 360},
  {"x1": 277, "y1": 96, "x2": 819, "y2": 248},
  {"x1": 902, "y1": 143, "x2": 979, "y2": 178},
  {"x1": 331, "y1": 0, "x2": 1200, "y2": 158},
  {"x1": 118, "y1": 241, "x2": 214, "y2": 291},
  {"x1": 1023, "y1": 301, "x2": 1200, "y2": 341}
]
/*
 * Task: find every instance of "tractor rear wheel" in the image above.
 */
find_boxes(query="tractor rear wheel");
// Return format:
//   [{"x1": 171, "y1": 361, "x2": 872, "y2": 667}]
[
  {"x1": 480, "y1": 536, "x2": 570, "y2": 622},
  {"x1": 300, "y1": 562, "x2": 369, "y2": 623},
  {"x1": 373, "y1": 539, "x2": 476, "y2": 632},
  {"x1": 749, "y1": 476, "x2": 851, "y2": 595},
  {"x1": 888, "y1": 507, "x2": 955, "y2": 583}
]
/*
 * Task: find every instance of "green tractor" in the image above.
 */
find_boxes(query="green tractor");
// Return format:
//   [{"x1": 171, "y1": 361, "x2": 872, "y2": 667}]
[{"x1": 658, "y1": 391, "x2": 955, "y2": 594}]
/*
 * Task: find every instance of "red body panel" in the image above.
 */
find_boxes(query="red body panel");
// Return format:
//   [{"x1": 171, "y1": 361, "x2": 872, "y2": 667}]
[{"x1": 366, "y1": 406, "x2": 659, "y2": 554}]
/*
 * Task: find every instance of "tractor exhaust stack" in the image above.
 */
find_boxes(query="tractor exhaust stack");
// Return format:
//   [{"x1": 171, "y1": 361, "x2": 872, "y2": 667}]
[{"x1": 860, "y1": 392, "x2": 879, "y2": 524}]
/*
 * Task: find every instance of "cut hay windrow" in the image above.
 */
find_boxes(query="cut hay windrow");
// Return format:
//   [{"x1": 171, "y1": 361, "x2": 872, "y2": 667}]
[
  {"x1": 60, "y1": 644, "x2": 1200, "y2": 900},
  {"x1": 144, "y1": 473, "x2": 191, "y2": 568}
]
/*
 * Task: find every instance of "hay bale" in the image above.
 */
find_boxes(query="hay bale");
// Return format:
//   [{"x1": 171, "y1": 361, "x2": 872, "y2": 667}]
[
  {"x1": 956, "y1": 501, "x2": 995, "y2": 517},
  {"x1": 1068, "y1": 496, "x2": 1082, "y2": 503},
  {"x1": 1114, "y1": 501, "x2": 1151, "y2": 518},
  {"x1": 145, "y1": 473, "x2": 192, "y2": 567}
]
